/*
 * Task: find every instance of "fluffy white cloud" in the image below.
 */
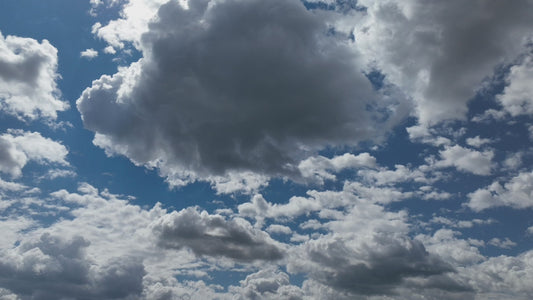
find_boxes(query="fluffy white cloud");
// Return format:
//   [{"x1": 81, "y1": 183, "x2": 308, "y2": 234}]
[
  {"x1": 498, "y1": 56, "x2": 533, "y2": 116},
  {"x1": 80, "y1": 48, "x2": 98, "y2": 59},
  {"x1": 0, "y1": 130, "x2": 69, "y2": 178},
  {"x1": 230, "y1": 268, "x2": 304, "y2": 300},
  {"x1": 467, "y1": 171, "x2": 533, "y2": 211},
  {"x1": 91, "y1": 0, "x2": 173, "y2": 50},
  {"x1": 298, "y1": 152, "x2": 376, "y2": 184},
  {"x1": 0, "y1": 31, "x2": 68, "y2": 121},
  {"x1": 354, "y1": 0, "x2": 533, "y2": 126},
  {"x1": 435, "y1": 145, "x2": 494, "y2": 176},
  {"x1": 466, "y1": 250, "x2": 533, "y2": 299},
  {"x1": 77, "y1": 0, "x2": 400, "y2": 190}
]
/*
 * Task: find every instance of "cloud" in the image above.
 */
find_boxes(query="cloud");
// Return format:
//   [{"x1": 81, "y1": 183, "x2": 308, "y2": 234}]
[
  {"x1": 0, "y1": 130, "x2": 69, "y2": 178},
  {"x1": 0, "y1": 31, "x2": 68, "y2": 121},
  {"x1": 0, "y1": 233, "x2": 145, "y2": 300},
  {"x1": 466, "y1": 250, "x2": 533, "y2": 299},
  {"x1": 354, "y1": 0, "x2": 533, "y2": 126},
  {"x1": 435, "y1": 145, "x2": 494, "y2": 176},
  {"x1": 230, "y1": 268, "x2": 304, "y2": 300},
  {"x1": 466, "y1": 136, "x2": 494, "y2": 148},
  {"x1": 488, "y1": 237, "x2": 517, "y2": 249},
  {"x1": 152, "y1": 207, "x2": 284, "y2": 261},
  {"x1": 298, "y1": 152, "x2": 376, "y2": 185},
  {"x1": 91, "y1": 0, "x2": 172, "y2": 50},
  {"x1": 289, "y1": 234, "x2": 462, "y2": 297},
  {"x1": 80, "y1": 48, "x2": 98, "y2": 59},
  {"x1": 498, "y1": 55, "x2": 533, "y2": 116},
  {"x1": 467, "y1": 171, "x2": 533, "y2": 211},
  {"x1": 78, "y1": 0, "x2": 398, "y2": 189}
]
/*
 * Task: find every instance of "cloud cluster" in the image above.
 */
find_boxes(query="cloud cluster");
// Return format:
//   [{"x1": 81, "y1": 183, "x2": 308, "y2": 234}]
[
  {"x1": 354, "y1": 0, "x2": 533, "y2": 126},
  {"x1": 0, "y1": 233, "x2": 145, "y2": 300},
  {"x1": 0, "y1": 130, "x2": 69, "y2": 178},
  {"x1": 0, "y1": 31, "x2": 68, "y2": 121},
  {"x1": 78, "y1": 0, "x2": 397, "y2": 187}
]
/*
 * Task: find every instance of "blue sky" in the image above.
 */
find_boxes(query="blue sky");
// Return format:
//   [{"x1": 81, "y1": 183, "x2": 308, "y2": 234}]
[{"x1": 1, "y1": 0, "x2": 533, "y2": 299}]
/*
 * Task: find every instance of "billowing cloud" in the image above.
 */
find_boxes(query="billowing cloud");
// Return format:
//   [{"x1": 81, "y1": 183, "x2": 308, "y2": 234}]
[
  {"x1": 0, "y1": 31, "x2": 68, "y2": 121},
  {"x1": 497, "y1": 55, "x2": 533, "y2": 116},
  {"x1": 0, "y1": 130, "x2": 69, "y2": 178},
  {"x1": 0, "y1": 233, "x2": 145, "y2": 300},
  {"x1": 298, "y1": 152, "x2": 376, "y2": 185},
  {"x1": 435, "y1": 145, "x2": 494, "y2": 176},
  {"x1": 230, "y1": 268, "x2": 304, "y2": 300},
  {"x1": 78, "y1": 0, "x2": 398, "y2": 187},
  {"x1": 152, "y1": 207, "x2": 284, "y2": 261},
  {"x1": 467, "y1": 171, "x2": 533, "y2": 211},
  {"x1": 354, "y1": 0, "x2": 533, "y2": 126},
  {"x1": 289, "y1": 234, "x2": 465, "y2": 297}
]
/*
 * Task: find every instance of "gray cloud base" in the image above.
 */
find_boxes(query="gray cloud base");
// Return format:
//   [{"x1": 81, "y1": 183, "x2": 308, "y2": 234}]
[{"x1": 152, "y1": 207, "x2": 284, "y2": 261}]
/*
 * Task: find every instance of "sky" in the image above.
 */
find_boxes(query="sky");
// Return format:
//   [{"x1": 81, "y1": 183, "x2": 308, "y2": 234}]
[{"x1": 1, "y1": 0, "x2": 533, "y2": 299}]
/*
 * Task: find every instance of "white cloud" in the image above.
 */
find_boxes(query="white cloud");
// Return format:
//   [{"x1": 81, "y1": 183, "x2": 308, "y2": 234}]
[
  {"x1": 266, "y1": 224, "x2": 292, "y2": 235},
  {"x1": 416, "y1": 229, "x2": 485, "y2": 266},
  {"x1": 498, "y1": 56, "x2": 533, "y2": 116},
  {"x1": 504, "y1": 152, "x2": 524, "y2": 170},
  {"x1": 80, "y1": 48, "x2": 98, "y2": 59},
  {"x1": 466, "y1": 136, "x2": 493, "y2": 148},
  {"x1": 0, "y1": 31, "x2": 68, "y2": 121},
  {"x1": 298, "y1": 152, "x2": 376, "y2": 184},
  {"x1": 466, "y1": 250, "x2": 533, "y2": 299},
  {"x1": 467, "y1": 171, "x2": 533, "y2": 211},
  {"x1": 230, "y1": 268, "x2": 304, "y2": 300},
  {"x1": 489, "y1": 237, "x2": 517, "y2": 249},
  {"x1": 435, "y1": 145, "x2": 494, "y2": 176},
  {"x1": 0, "y1": 130, "x2": 69, "y2": 178},
  {"x1": 103, "y1": 45, "x2": 116, "y2": 54},
  {"x1": 354, "y1": 0, "x2": 533, "y2": 126},
  {"x1": 91, "y1": 0, "x2": 175, "y2": 50}
]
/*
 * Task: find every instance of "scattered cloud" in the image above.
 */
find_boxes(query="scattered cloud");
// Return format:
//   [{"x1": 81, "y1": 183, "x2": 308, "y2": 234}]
[
  {"x1": 0, "y1": 130, "x2": 69, "y2": 178},
  {"x1": 498, "y1": 55, "x2": 533, "y2": 116},
  {"x1": 467, "y1": 171, "x2": 533, "y2": 211},
  {"x1": 0, "y1": 31, "x2": 68, "y2": 121},
  {"x1": 80, "y1": 48, "x2": 98, "y2": 59}
]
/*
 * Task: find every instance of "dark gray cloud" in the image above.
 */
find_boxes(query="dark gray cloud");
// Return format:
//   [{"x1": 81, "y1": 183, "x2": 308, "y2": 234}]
[
  {"x1": 77, "y1": 0, "x2": 391, "y2": 184},
  {"x1": 291, "y1": 234, "x2": 470, "y2": 297},
  {"x1": 0, "y1": 233, "x2": 145, "y2": 300},
  {"x1": 152, "y1": 207, "x2": 284, "y2": 261}
]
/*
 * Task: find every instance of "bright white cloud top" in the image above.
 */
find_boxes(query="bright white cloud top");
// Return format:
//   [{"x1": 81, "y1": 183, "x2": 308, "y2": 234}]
[
  {"x1": 0, "y1": 31, "x2": 68, "y2": 121},
  {"x1": 1, "y1": 0, "x2": 533, "y2": 299}
]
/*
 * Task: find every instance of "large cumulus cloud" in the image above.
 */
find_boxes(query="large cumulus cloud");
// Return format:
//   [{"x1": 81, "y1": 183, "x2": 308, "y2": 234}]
[{"x1": 78, "y1": 0, "x2": 394, "y2": 186}]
